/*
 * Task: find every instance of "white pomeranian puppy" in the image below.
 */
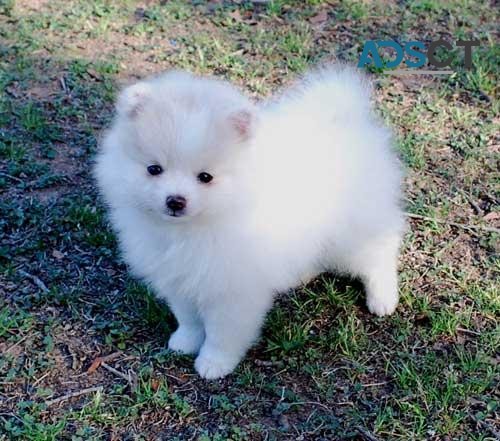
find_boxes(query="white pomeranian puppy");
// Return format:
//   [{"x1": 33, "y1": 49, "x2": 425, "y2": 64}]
[{"x1": 94, "y1": 66, "x2": 404, "y2": 379}]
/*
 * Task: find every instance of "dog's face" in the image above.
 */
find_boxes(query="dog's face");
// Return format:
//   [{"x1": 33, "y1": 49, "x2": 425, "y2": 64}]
[{"x1": 99, "y1": 72, "x2": 256, "y2": 224}]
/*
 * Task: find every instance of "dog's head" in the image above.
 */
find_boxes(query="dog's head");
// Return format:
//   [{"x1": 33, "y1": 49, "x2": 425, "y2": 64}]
[{"x1": 96, "y1": 71, "x2": 257, "y2": 224}]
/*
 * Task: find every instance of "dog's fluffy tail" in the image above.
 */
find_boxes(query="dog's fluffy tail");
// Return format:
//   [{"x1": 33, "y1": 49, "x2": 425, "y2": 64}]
[{"x1": 280, "y1": 64, "x2": 373, "y2": 122}]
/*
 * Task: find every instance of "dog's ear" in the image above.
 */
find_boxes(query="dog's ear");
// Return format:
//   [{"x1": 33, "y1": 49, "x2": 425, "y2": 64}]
[
  {"x1": 116, "y1": 82, "x2": 151, "y2": 118},
  {"x1": 229, "y1": 108, "x2": 256, "y2": 142}
]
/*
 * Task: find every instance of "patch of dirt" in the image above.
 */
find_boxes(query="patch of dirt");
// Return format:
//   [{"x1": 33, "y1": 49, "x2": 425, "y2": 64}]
[
  {"x1": 25, "y1": 186, "x2": 70, "y2": 203},
  {"x1": 15, "y1": 0, "x2": 50, "y2": 13},
  {"x1": 46, "y1": 142, "x2": 82, "y2": 176}
]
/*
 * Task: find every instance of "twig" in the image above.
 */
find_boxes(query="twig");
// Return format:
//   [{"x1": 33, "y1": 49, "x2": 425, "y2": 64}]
[
  {"x1": 32, "y1": 371, "x2": 51, "y2": 387},
  {"x1": 406, "y1": 212, "x2": 500, "y2": 234},
  {"x1": 0, "y1": 172, "x2": 23, "y2": 183},
  {"x1": 456, "y1": 327, "x2": 481, "y2": 336},
  {"x1": 101, "y1": 363, "x2": 127, "y2": 380},
  {"x1": 0, "y1": 413, "x2": 23, "y2": 423},
  {"x1": 362, "y1": 381, "x2": 390, "y2": 388},
  {"x1": 355, "y1": 425, "x2": 380, "y2": 441},
  {"x1": 100, "y1": 352, "x2": 122, "y2": 363},
  {"x1": 6, "y1": 333, "x2": 31, "y2": 354},
  {"x1": 59, "y1": 76, "x2": 68, "y2": 94},
  {"x1": 18, "y1": 270, "x2": 49, "y2": 293},
  {"x1": 45, "y1": 386, "x2": 103, "y2": 406},
  {"x1": 286, "y1": 401, "x2": 334, "y2": 414},
  {"x1": 255, "y1": 359, "x2": 281, "y2": 367},
  {"x1": 461, "y1": 191, "x2": 483, "y2": 215},
  {"x1": 101, "y1": 362, "x2": 133, "y2": 384}
]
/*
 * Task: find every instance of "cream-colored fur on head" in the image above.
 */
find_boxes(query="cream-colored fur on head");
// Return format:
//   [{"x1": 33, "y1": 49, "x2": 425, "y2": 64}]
[{"x1": 94, "y1": 66, "x2": 405, "y2": 379}]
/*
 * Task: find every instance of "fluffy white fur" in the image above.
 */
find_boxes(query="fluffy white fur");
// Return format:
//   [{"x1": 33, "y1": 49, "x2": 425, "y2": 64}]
[{"x1": 94, "y1": 66, "x2": 405, "y2": 379}]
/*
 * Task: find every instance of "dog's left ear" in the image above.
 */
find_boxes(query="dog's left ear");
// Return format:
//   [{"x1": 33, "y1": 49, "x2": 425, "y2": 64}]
[
  {"x1": 116, "y1": 82, "x2": 151, "y2": 119},
  {"x1": 229, "y1": 108, "x2": 256, "y2": 142}
]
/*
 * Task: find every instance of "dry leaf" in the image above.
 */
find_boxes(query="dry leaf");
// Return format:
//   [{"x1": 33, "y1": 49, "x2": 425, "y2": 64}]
[
  {"x1": 87, "y1": 357, "x2": 103, "y2": 374},
  {"x1": 151, "y1": 378, "x2": 160, "y2": 391},
  {"x1": 52, "y1": 250, "x2": 64, "y2": 259},
  {"x1": 309, "y1": 10, "x2": 328, "y2": 25},
  {"x1": 483, "y1": 212, "x2": 499, "y2": 221}
]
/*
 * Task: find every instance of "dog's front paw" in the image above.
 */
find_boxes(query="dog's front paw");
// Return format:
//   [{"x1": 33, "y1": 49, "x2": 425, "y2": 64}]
[
  {"x1": 194, "y1": 349, "x2": 238, "y2": 380},
  {"x1": 168, "y1": 326, "x2": 205, "y2": 355},
  {"x1": 366, "y1": 294, "x2": 398, "y2": 316}
]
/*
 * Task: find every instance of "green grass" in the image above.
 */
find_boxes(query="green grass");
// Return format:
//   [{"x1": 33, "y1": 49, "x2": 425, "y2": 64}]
[{"x1": 0, "y1": 0, "x2": 498, "y2": 440}]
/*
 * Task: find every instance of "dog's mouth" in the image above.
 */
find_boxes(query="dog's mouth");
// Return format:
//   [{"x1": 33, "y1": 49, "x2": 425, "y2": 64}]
[
  {"x1": 168, "y1": 211, "x2": 183, "y2": 217},
  {"x1": 165, "y1": 209, "x2": 188, "y2": 219}
]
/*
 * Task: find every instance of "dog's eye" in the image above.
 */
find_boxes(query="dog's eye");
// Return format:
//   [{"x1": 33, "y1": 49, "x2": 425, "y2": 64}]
[
  {"x1": 147, "y1": 165, "x2": 163, "y2": 176},
  {"x1": 197, "y1": 172, "x2": 213, "y2": 184}
]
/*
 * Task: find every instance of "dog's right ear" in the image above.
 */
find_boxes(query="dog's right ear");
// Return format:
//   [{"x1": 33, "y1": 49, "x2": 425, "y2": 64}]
[
  {"x1": 229, "y1": 107, "x2": 257, "y2": 142},
  {"x1": 116, "y1": 82, "x2": 151, "y2": 118}
]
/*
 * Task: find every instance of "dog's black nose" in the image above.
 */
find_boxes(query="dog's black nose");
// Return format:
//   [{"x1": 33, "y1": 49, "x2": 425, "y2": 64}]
[{"x1": 166, "y1": 195, "x2": 187, "y2": 212}]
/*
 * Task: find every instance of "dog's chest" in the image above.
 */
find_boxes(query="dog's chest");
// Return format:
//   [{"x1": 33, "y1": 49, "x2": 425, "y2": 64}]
[{"x1": 129, "y1": 228, "x2": 238, "y2": 297}]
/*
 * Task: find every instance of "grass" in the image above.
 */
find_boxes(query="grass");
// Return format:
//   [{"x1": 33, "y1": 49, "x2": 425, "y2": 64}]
[{"x1": 0, "y1": 0, "x2": 498, "y2": 439}]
